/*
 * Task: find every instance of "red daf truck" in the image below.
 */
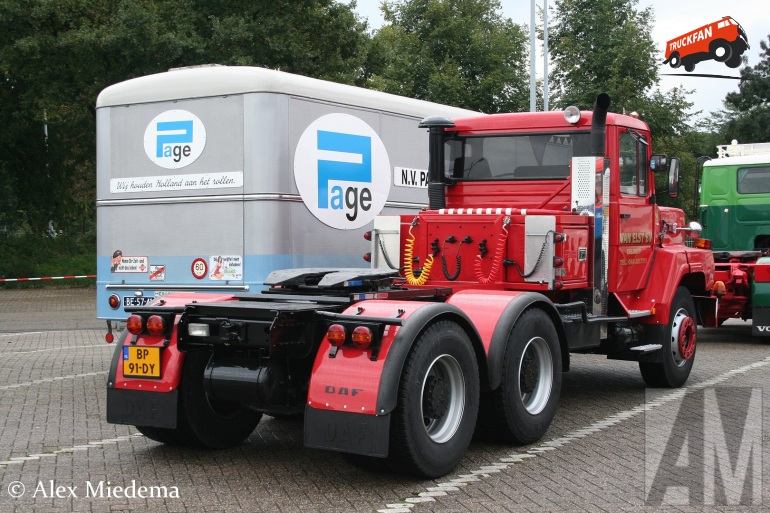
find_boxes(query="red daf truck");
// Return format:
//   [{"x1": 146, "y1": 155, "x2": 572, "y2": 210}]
[{"x1": 106, "y1": 94, "x2": 714, "y2": 478}]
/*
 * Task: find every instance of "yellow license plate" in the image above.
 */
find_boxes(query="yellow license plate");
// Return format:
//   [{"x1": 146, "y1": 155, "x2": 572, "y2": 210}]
[{"x1": 122, "y1": 346, "x2": 161, "y2": 378}]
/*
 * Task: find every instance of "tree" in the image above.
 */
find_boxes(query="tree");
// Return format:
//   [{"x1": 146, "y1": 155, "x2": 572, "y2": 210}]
[
  {"x1": 548, "y1": 0, "x2": 657, "y2": 111},
  {"x1": 0, "y1": 0, "x2": 370, "y2": 236},
  {"x1": 368, "y1": 0, "x2": 529, "y2": 113},
  {"x1": 718, "y1": 34, "x2": 770, "y2": 143}
]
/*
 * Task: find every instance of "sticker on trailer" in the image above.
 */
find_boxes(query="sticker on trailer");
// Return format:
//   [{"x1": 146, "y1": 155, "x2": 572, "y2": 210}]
[
  {"x1": 144, "y1": 110, "x2": 207, "y2": 169},
  {"x1": 191, "y1": 258, "x2": 208, "y2": 279},
  {"x1": 149, "y1": 265, "x2": 166, "y2": 281},
  {"x1": 110, "y1": 171, "x2": 243, "y2": 194},
  {"x1": 294, "y1": 113, "x2": 391, "y2": 230},
  {"x1": 113, "y1": 256, "x2": 148, "y2": 273},
  {"x1": 209, "y1": 255, "x2": 242, "y2": 281},
  {"x1": 394, "y1": 167, "x2": 428, "y2": 188}
]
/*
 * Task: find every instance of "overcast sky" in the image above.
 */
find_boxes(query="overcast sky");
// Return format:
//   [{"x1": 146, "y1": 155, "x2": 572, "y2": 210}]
[{"x1": 351, "y1": 1, "x2": 769, "y2": 121}]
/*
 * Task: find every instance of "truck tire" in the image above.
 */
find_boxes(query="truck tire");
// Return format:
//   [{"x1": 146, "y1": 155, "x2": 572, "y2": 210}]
[
  {"x1": 639, "y1": 287, "x2": 696, "y2": 388},
  {"x1": 386, "y1": 320, "x2": 479, "y2": 478},
  {"x1": 180, "y1": 351, "x2": 263, "y2": 449},
  {"x1": 479, "y1": 308, "x2": 561, "y2": 444},
  {"x1": 709, "y1": 39, "x2": 732, "y2": 62},
  {"x1": 667, "y1": 52, "x2": 681, "y2": 68}
]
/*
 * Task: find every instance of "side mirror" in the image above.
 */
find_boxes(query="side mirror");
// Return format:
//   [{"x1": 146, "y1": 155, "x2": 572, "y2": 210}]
[
  {"x1": 650, "y1": 154, "x2": 668, "y2": 173},
  {"x1": 668, "y1": 157, "x2": 680, "y2": 198}
]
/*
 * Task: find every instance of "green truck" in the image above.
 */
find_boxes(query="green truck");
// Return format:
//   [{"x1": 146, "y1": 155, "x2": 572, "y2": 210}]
[{"x1": 697, "y1": 142, "x2": 770, "y2": 336}]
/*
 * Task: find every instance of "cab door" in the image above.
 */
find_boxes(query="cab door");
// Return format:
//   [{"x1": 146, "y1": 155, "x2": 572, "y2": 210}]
[{"x1": 610, "y1": 129, "x2": 656, "y2": 292}]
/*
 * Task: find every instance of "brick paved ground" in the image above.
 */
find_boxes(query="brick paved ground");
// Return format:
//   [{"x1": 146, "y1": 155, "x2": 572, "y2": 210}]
[{"x1": 0, "y1": 288, "x2": 767, "y2": 512}]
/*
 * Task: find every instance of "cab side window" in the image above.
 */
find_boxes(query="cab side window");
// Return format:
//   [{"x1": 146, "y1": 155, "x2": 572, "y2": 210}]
[{"x1": 619, "y1": 132, "x2": 647, "y2": 196}]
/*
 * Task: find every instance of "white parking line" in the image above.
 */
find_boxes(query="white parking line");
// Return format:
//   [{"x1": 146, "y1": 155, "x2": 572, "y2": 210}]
[
  {"x1": 377, "y1": 355, "x2": 770, "y2": 513},
  {"x1": 0, "y1": 434, "x2": 144, "y2": 467},
  {"x1": 0, "y1": 371, "x2": 108, "y2": 391},
  {"x1": 0, "y1": 344, "x2": 111, "y2": 356}
]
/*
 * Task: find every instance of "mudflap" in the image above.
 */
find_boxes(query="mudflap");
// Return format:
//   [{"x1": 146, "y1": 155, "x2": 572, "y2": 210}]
[
  {"x1": 752, "y1": 306, "x2": 770, "y2": 337},
  {"x1": 304, "y1": 406, "x2": 390, "y2": 457},
  {"x1": 106, "y1": 388, "x2": 178, "y2": 428}
]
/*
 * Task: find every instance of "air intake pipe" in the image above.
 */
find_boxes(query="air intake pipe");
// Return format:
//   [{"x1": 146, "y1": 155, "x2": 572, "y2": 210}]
[
  {"x1": 419, "y1": 116, "x2": 455, "y2": 210},
  {"x1": 590, "y1": 93, "x2": 611, "y2": 157}
]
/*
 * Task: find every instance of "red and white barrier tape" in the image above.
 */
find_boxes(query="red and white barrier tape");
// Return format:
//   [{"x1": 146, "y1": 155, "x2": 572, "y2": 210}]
[{"x1": 0, "y1": 274, "x2": 96, "y2": 283}]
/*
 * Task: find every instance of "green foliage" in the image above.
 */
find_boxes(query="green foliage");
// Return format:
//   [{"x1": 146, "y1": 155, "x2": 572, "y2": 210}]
[
  {"x1": 368, "y1": 0, "x2": 529, "y2": 113},
  {"x1": 718, "y1": 34, "x2": 770, "y2": 143},
  {"x1": 0, "y1": 231, "x2": 95, "y2": 288},
  {"x1": 548, "y1": 0, "x2": 657, "y2": 111}
]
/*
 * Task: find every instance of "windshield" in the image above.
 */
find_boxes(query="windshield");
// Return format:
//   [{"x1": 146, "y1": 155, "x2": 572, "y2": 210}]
[{"x1": 444, "y1": 132, "x2": 591, "y2": 181}]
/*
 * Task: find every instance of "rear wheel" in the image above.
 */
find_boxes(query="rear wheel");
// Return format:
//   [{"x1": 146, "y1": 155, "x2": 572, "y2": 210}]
[
  {"x1": 668, "y1": 52, "x2": 681, "y2": 68},
  {"x1": 386, "y1": 320, "x2": 479, "y2": 478},
  {"x1": 639, "y1": 287, "x2": 697, "y2": 388},
  {"x1": 180, "y1": 351, "x2": 263, "y2": 448},
  {"x1": 480, "y1": 308, "x2": 561, "y2": 444}
]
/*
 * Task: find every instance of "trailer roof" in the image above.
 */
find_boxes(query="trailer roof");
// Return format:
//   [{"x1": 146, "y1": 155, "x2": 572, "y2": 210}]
[{"x1": 96, "y1": 65, "x2": 478, "y2": 119}]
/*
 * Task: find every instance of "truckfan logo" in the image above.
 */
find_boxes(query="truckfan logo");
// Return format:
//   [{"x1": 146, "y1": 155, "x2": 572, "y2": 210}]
[
  {"x1": 294, "y1": 113, "x2": 391, "y2": 230},
  {"x1": 663, "y1": 16, "x2": 749, "y2": 72},
  {"x1": 144, "y1": 110, "x2": 207, "y2": 169}
]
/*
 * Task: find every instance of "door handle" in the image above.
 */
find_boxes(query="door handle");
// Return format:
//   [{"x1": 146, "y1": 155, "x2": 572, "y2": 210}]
[{"x1": 620, "y1": 213, "x2": 631, "y2": 219}]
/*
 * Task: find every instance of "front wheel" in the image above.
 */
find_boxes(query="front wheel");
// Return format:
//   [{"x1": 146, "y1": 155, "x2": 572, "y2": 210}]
[
  {"x1": 386, "y1": 320, "x2": 479, "y2": 478},
  {"x1": 479, "y1": 308, "x2": 562, "y2": 444},
  {"x1": 639, "y1": 287, "x2": 697, "y2": 388},
  {"x1": 710, "y1": 39, "x2": 732, "y2": 62}
]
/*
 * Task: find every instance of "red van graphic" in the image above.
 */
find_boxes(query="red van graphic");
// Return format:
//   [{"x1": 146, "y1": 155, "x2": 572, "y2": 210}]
[{"x1": 664, "y1": 16, "x2": 749, "y2": 71}]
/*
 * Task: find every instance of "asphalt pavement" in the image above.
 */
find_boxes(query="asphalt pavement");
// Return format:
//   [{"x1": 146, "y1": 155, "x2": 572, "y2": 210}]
[{"x1": 0, "y1": 287, "x2": 767, "y2": 512}]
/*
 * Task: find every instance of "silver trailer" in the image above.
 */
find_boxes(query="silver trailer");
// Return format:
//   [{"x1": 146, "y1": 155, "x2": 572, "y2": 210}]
[{"x1": 96, "y1": 65, "x2": 477, "y2": 320}]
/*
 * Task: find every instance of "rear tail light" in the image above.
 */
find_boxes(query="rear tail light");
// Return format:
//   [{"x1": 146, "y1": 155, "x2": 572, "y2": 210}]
[
  {"x1": 351, "y1": 326, "x2": 373, "y2": 349},
  {"x1": 327, "y1": 324, "x2": 346, "y2": 347},
  {"x1": 108, "y1": 294, "x2": 120, "y2": 310},
  {"x1": 146, "y1": 315, "x2": 166, "y2": 336},
  {"x1": 363, "y1": 252, "x2": 372, "y2": 262},
  {"x1": 364, "y1": 231, "x2": 372, "y2": 241},
  {"x1": 126, "y1": 315, "x2": 143, "y2": 335}
]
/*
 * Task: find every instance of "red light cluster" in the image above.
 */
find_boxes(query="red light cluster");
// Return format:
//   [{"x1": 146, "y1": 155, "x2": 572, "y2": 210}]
[
  {"x1": 326, "y1": 323, "x2": 373, "y2": 349},
  {"x1": 126, "y1": 314, "x2": 167, "y2": 336}
]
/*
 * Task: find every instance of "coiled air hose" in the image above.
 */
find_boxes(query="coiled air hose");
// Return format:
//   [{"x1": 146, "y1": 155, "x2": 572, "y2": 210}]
[
  {"x1": 403, "y1": 223, "x2": 434, "y2": 285},
  {"x1": 474, "y1": 217, "x2": 510, "y2": 284}
]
